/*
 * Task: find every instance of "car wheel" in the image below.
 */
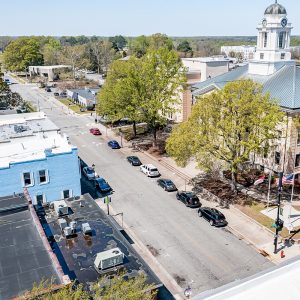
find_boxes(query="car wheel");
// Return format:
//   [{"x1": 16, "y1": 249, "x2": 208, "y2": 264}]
[
  {"x1": 164, "y1": 187, "x2": 167, "y2": 191},
  {"x1": 198, "y1": 210, "x2": 202, "y2": 217},
  {"x1": 209, "y1": 220, "x2": 214, "y2": 226}
]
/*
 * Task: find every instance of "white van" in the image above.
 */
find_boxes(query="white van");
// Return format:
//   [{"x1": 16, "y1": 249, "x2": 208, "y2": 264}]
[{"x1": 140, "y1": 164, "x2": 160, "y2": 177}]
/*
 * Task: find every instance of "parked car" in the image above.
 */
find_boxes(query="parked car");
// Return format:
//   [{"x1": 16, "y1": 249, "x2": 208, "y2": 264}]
[
  {"x1": 82, "y1": 166, "x2": 96, "y2": 180},
  {"x1": 140, "y1": 164, "x2": 160, "y2": 177},
  {"x1": 176, "y1": 191, "x2": 201, "y2": 208},
  {"x1": 60, "y1": 91, "x2": 67, "y2": 97},
  {"x1": 198, "y1": 207, "x2": 228, "y2": 227},
  {"x1": 45, "y1": 87, "x2": 51, "y2": 92},
  {"x1": 157, "y1": 179, "x2": 177, "y2": 192},
  {"x1": 89, "y1": 128, "x2": 102, "y2": 135},
  {"x1": 108, "y1": 140, "x2": 121, "y2": 149},
  {"x1": 127, "y1": 156, "x2": 142, "y2": 166},
  {"x1": 95, "y1": 177, "x2": 112, "y2": 193},
  {"x1": 54, "y1": 92, "x2": 60, "y2": 97},
  {"x1": 4, "y1": 79, "x2": 12, "y2": 85}
]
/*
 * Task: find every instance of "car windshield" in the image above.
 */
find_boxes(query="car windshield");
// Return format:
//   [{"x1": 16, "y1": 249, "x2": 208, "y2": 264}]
[
  {"x1": 97, "y1": 178, "x2": 107, "y2": 185},
  {"x1": 86, "y1": 168, "x2": 94, "y2": 174},
  {"x1": 150, "y1": 168, "x2": 158, "y2": 172},
  {"x1": 165, "y1": 180, "x2": 174, "y2": 185},
  {"x1": 191, "y1": 196, "x2": 199, "y2": 201}
]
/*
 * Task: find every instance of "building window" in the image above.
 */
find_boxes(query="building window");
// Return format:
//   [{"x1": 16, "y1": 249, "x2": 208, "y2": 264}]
[
  {"x1": 275, "y1": 151, "x2": 281, "y2": 165},
  {"x1": 279, "y1": 32, "x2": 286, "y2": 49},
  {"x1": 297, "y1": 129, "x2": 300, "y2": 144},
  {"x1": 260, "y1": 53, "x2": 264, "y2": 60},
  {"x1": 23, "y1": 172, "x2": 33, "y2": 187},
  {"x1": 38, "y1": 170, "x2": 48, "y2": 184},
  {"x1": 263, "y1": 32, "x2": 268, "y2": 48},
  {"x1": 63, "y1": 190, "x2": 71, "y2": 199},
  {"x1": 281, "y1": 53, "x2": 285, "y2": 60},
  {"x1": 295, "y1": 154, "x2": 300, "y2": 167}
]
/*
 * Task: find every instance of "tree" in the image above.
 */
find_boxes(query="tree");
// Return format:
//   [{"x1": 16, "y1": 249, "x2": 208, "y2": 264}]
[
  {"x1": 98, "y1": 57, "x2": 143, "y2": 136},
  {"x1": 149, "y1": 33, "x2": 173, "y2": 50},
  {"x1": 42, "y1": 38, "x2": 62, "y2": 65},
  {"x1": 177, "y1": 40, "x2": 192, "y2": 57},
  {"x1": 109, "y1": 35, "x2": 127, "y2": 51},
  {"x1": 98, "y1": 47, "x2": 186, "y2": 144},
  {"x1": 3, "y1": 37, "x2": 44, "y2": 71},
  {"x1": 19, "y1": 272, "x2": 156, "y2": 300},
  {"x1": 60, "y1": 45, "x2": 89, "y2": 80},
  {"x1": 130, "y1": 35, "x2": 151, "y2": 58},
  {"x1": 166, "y1": 80, "x2": 285, "y2": 191}
]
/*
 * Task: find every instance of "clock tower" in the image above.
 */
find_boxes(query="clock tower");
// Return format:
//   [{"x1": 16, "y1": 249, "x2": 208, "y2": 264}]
[{"x1": 249, "y1": 1, "x2": 294, "y2": 76}]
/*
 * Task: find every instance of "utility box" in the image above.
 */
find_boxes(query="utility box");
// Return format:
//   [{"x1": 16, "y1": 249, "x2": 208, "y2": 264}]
[
  {"x1": 53, "y1": 200, "x2": 69, "y2": 216},
  {"x1": 82, "y1": 222, "x2": 92, "y2": 235},
  {"x1": 58, "y1": 218, "x2": 67, "y2": 230},
  {"x1": 94, "y1": 248, "x2": 124, "y2": 271}
]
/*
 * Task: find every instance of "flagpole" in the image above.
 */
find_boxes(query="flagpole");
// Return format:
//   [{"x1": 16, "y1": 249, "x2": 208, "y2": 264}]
[
  {"x1": 267, "y1": 171, "x2": 272, "y2": 208},
  {"x1": 288, "y1": 173, "x2": 296, "y2": 228}
]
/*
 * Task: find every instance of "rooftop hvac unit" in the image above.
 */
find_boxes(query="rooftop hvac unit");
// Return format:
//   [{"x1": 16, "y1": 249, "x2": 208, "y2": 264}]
[
  {"x1": 64, "y1": 226, "x2": 73, "y2": 237},
  {"x1": 70, "y1": 221, "x2": 77, "y2": 234},
  {"x1": 53, "y1": 200, "x2": 69, "y2": 216},
  {"x1": 82, "y1": 222, "x2": 92, "y2": 235},
  {"x1": 58, "y1": 218, "x2": 67, "y2": 230},
  {"x1": 94, "y1": 248, "x2": 124, "y2": 271}
]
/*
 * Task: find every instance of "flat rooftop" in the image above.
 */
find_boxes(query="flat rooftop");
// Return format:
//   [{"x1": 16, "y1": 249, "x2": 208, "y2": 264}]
[
  {"x1": 29, "y1": 65, "x2": 71, "y2": 70},
  {"x1": 38, "y1": 194, "x2": 162, "y2": 289},
  {"x1": 182, "y1": 57, "x2": 230, "y2": 63},
  {"x1": 0, "y1": 112, "x2": 76, "y2": 168},
  {"x1": 0, "y1": 194, "x2": 61, "y2": 300}
]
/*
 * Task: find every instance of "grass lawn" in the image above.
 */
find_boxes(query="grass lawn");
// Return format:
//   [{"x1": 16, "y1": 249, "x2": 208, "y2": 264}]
[
  {"x1": 59, "y1": 99, "x2": 88, "y2": 114},
  {"x1": 235, "y1": 202, "x2": 300, "y2": 239}
]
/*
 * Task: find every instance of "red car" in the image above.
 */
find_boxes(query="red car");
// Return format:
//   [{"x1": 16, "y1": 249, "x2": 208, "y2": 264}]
[{"x1": 89, "y1": 128, "x2": 101, "y2": 135}]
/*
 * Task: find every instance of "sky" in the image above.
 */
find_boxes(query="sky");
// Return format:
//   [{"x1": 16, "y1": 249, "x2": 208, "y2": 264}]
[{"x1": 1, "y1": 0, "x2": 299, "y2": 37}]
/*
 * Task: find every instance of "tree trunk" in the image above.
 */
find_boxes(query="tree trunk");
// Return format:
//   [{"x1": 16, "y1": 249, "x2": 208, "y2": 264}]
[
  {"x1": 231, "y1": 170, "x2": 238, "y2": 194},
  {"x1": 153, "y1": 127, "x2": 157, "y2": 147},
  {"x1": 132, "y1": 121, "x2": 137, "y2": 137}
]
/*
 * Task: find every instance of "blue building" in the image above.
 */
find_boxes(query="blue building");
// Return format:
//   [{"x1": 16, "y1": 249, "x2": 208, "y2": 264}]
[{"x1": 0, "y1": 112, "x2": 81, "y2": 204}]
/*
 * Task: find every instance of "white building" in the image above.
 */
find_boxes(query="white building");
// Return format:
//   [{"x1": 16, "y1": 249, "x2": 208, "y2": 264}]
[
  {"x1": 29, "y1": 65, "x2": 71, "y2": 82},
  {"x1": 221, "y1": 45, "x2": 256, "y2": 61},
  {"x1": 192, "y1": 1, "x2": 300, "y2": 176}
]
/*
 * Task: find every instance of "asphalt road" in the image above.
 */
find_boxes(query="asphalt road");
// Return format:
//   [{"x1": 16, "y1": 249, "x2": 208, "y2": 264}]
[{"x1": 10, "y1": 79, "x2": 274, "y2": 296}]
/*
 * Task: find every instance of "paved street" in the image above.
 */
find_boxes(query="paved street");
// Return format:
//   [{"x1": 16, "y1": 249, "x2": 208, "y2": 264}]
[{"x1": 10, "y1": 79, "x2": 274, "y2": 296}]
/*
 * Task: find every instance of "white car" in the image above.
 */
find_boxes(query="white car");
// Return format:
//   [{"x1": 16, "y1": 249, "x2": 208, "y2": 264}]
[
  {"x1": 82, "y1": 166, "x2": 96, "y2": 180},
  {"x1": 140, "y1": 164, "x2": 160, "y2": 177}
]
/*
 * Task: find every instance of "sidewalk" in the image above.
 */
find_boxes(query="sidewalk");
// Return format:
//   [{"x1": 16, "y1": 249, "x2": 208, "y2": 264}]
[{"x1": 89, "y1": 118, "x2": 300, "y2": 264}]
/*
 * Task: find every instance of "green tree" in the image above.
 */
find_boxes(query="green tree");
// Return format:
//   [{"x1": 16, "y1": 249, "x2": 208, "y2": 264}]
[
  {"x1": 19, "y1": 273, "x2": 156, "y2": 300},
  {"x1": 42, "y1": 38, "x2": 62, "y2": 65},
  {"x1": 3, "y1": 37, "x2": 44, "y2": 71},
  {"x1": 98, "y1": 48, "x2": 186, "y2": 144},
  {"x1": 130, "y1": 35, "x2": 151, "y2": 58},
  {"x1": 166, "y1": 80, "x2": 285, "y2": 191},
  {"x1": 98, "y1": 57, "x2": 143, "y2": 136},
  {"x1": 149, "y1": 33, "x2": 173, "y2": 50},
  {"x1": 109, "y1": 35, "x2": 127, "y2": 51},
  {"x1": 177, "y1": 40, "x2": 192, "y2": 57}
]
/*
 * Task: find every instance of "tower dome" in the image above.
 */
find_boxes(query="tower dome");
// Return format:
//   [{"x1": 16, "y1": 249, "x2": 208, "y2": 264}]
[{"x1": 264, "y1": 1, "x2": 287, "y2": 15}]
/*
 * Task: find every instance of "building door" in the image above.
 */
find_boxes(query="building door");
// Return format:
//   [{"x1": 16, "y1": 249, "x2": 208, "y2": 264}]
[{"x1": 36, "y1": 194, "x2": 44, "y2": 206}]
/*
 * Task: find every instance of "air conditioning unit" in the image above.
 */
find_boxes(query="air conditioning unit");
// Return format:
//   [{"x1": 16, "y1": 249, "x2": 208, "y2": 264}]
[
  {"x1": 64, "y1": 226, "x2": 72, "y2": 237},
  {"x1": 58, "y1": 218, "x2": 67, "y2": 230},
  {"x1": 53, "y1": 200, "x2": 69, "y2": 216},
  {"x1": 94, "y1": 248, "x2": 124, "y2": 271},
  {"x1": 82, "y1": 222, "x2": 92, "y2": 235}
]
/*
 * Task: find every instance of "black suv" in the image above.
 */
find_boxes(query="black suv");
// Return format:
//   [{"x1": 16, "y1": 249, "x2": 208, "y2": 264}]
[
  {"x1": 127, "y1": 156, "x2": 142, "y2": 166},
  {"x1": 176, "y1": 191, "x2": 201, "y2": 208},
  {"x1": 157, "y1": 179, "x2": 177, "y2": 192},
  {"x1": 198, "y1": 207, "x2": 228, "y2": 227}
]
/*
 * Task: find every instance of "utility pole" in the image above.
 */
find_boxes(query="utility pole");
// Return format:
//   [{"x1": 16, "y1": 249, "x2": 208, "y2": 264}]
[{"x1": 274, "y1": 171, "x2": 283, "y2": 253}]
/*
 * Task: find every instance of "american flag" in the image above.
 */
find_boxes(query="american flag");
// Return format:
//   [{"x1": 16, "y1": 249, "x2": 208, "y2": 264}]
[{"x1": 282, "y1": 174, "x2": 295, "y2": 185}]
